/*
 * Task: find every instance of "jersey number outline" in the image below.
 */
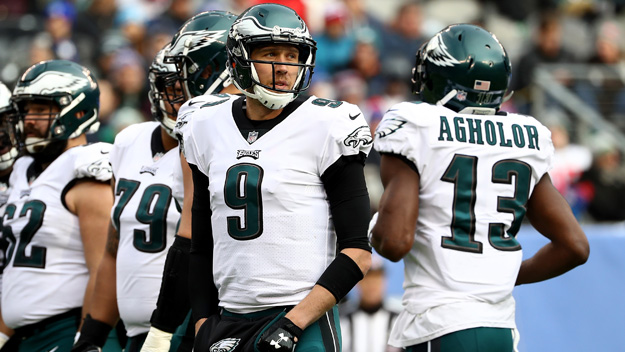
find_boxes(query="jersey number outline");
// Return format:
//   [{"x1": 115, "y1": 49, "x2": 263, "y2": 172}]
[
  {"x1": 112, "y1": 178, "x2": 173, "y2": 253},
  {"x1": 224, "y1": 163, "x2": 264, "y2": 240},
  {"x1": 440, "y1": 154, "x2": 530, "y2": 253},
  {"x1": 2, "y1": 200, "x2": 47, "y2": 268}
]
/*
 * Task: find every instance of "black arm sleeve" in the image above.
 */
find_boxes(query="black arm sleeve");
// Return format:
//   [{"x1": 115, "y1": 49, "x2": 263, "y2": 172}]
[
  {"x1": 149, "y1": 235, "x2": 191, "y2": 333},
  {"x1": 321, "y1": 153, "x2": 372, "y2": 251},
  {"x1": 188, "y1": 163, "x2": 220, "y2": 324}
]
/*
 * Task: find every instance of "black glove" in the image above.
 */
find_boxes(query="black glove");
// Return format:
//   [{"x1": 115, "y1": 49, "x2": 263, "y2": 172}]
[
  {"x1": 256, "y1": 316, "x2": 303, "y2": 352},
  {"x1": 71, "y1": 314, "x2": 112, "y2": 352},
  {"x1": 70, "y1": 341, "x2": 102, "y2": 352}
]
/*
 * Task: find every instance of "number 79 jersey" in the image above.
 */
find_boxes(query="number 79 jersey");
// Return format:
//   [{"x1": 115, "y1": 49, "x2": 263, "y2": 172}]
[
  {"x1": 374, "y1": 102, "x2": 554, "y2": 343},
  {"x1": 178, "y1": 94, "x2": 372, "y2": 313},
  {"x1": 109, "y1": 121, "x2": 181, "y2": 337}
]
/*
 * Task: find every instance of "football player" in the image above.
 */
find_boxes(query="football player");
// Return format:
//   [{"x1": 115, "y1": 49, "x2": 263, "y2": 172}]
[
  {"x1": 370, "y1": 24, "x2": 590, "y2": 352},
  {"x1": 0, "y1": 80, "x2": 24, "y2": 352},
  {"x1": 179, "y1": 4, "x2": 373, "y2": 352},
  {"x1": 73, "y1": 11, "x2": 240, "y2": 352},
  {"x1": 1, "y1": 60, "x2": 114, "y2": 352}
]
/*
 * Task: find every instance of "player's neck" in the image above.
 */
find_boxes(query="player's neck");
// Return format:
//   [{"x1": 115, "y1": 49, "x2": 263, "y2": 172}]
[
  {"x1": 65, "y1": 134, "x2": 87, "y2": 151},
  {"x1": 245, "y1": 97, "x2": 284, "y2": 121},
  {"x1": 161, "y1": 127, "x2": 178, "y2": 152}
]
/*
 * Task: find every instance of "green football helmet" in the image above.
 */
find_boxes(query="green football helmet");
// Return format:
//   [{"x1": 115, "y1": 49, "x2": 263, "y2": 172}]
[
  {"x1": 164, "y1": 10, "x2": 237, "y2": 111},
  {"x1": 12, "y1": 60, "x2": 100, "y2": 155},
  {"x1": 0, "y1": 81, "x2": 19, "y2": 170},
  {"x1": 226, "y1": 3, "x2": 316, "y2": 110},
  {"x1": 412, "y1": 24, "x2": 512, "y2": 113}
]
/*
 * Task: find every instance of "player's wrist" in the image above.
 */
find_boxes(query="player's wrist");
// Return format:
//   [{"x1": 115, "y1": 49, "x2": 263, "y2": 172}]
[
  {"x1": 73, "y1": 314, "x2": 112, "y2": 349},
  {"x1": 0, "y1": 331, "x2": 10, "y2": 349},
  {"x1": 140, "y1": 326, "x2": 173, "y2": 352}
]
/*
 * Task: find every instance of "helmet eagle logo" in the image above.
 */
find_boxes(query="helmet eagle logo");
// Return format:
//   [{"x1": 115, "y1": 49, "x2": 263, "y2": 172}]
[{"x1": 424, "y1": 33, "x2": 460, "y2": 67}]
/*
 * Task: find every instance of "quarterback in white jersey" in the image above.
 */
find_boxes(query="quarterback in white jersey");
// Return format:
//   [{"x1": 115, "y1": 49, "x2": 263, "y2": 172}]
[
  {"x1": 181, "y1": 93, "x2": 372, "y2": 312},
  {"x1": 371, "y1": 24, "x2": 588, "y2": 352},
  {"x1": 1, "y1": 60, "x2": 115, "y2": 352},
  {"x1": 185, "y1": 4, "x2": 373, "y2": 352}
]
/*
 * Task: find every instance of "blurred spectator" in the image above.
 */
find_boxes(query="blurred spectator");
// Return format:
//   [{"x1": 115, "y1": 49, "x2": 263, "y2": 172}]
[
  {"x1": 546, "y1": 119, "x2": 592, "y2": 216},
  {"x1": 340, "y1": 254, "x2": 400, "y2": 352},
  {"x1": 150, "y1": 0, "x2": 196, "y2": 35},
  {"x1": 75, "y1": 0, "x2": 118, "y2": 36},
  {"x1": 43, "y1": 0, "x2": 86, "y2": 63},
  {"x1": 115, "y1": 5, "x2": 149, "y2": 57},
  {"x1": 342, "y1": 0, "x2": 386, "y2": 45},
  {"x1": 574, "y1": 20, "x2": 625, "y2": 128},
  {"x1": 89, "y1": 78, "x2": 121, "y2": 143},
  {"x1": 510, "y1": 10, "x2": 576, "y2": 114},
  {"x1": 345, "y1": 38, "x2": 386, "y2": 97},
  {"x1": 575, "y1": 134, "x2": 625, "y2": 222},
  {"x1": 381, "y1": 1, "x2": 427, "y2": 67},
  {"x1": 109, "y1": 48, "x2": 148, "y2": 111},
  {"x1": 28, "y1": 34, "x2": 55, "y2": 65},
  {"x1": 314, "y1": 2, "x2": 356, "y2": 76}
]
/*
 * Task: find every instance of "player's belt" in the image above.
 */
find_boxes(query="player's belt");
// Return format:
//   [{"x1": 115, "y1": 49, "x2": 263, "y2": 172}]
[{"x1": 14, "y1": 307, "x2": 82, "y2": 340}]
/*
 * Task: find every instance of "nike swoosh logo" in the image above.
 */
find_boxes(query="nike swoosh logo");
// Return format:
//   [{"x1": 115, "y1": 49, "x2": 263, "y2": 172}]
[
  {"x1": 349, "y1": 113, "x2": 361, "y2": 120},
  {"x1": 48, "y1": 346, "x2": 59, "y2": 352},
  {"x1": 188, "y1": 100, "x2": 202, "y2": 106},
  {"x1": 100, "y1": 150, "x2": 109, "y2": 154}
]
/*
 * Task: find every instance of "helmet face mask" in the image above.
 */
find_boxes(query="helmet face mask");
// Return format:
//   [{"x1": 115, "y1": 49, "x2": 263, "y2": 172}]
[
  {"x1": 0, "y1": 82, "x2": 20, "y2": 170},
  {"x1": 226, "y1": 3, "x2": 316, "y2": 110},
  {"x1": 149, "y1": 45, "x2": 179, "y2": 137},
  {"x1": 12, "y1": 60, "x2": 100, "y2": 156},
  {"x1": 412, "y1": 24, "x2": 512, "y2": 113},
  {"x1": 164, "y1": 10, "x2": 237, "y2": 113}
]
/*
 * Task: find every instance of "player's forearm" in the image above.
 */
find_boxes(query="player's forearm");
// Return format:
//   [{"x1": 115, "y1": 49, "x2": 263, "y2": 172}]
[
  {"x1": 516, "y1": 241, "x2": 589, "y2": 285},
  {"x1": 87, "y1": 251, "x2": 120, "y2": 326},
  {"x1": 150, "y1": 236, "x2": 191, "y2": 333},
  {"x1": 285, "y1": 285, "x2": 337, "y2": 330}
]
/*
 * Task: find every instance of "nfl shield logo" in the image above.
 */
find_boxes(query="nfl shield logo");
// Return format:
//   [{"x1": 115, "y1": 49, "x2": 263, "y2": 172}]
[
  {"x1": 247, "y1": 131, "x2": 259, "y2": 144},
  {"x1": 456, "y1": 90, "x2": 467, "y2": 101}
]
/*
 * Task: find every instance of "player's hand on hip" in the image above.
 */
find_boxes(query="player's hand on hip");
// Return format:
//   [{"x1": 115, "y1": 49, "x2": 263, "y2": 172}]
[{"x1": 256, "y1": 316, "x2": 303, "y2": 352}]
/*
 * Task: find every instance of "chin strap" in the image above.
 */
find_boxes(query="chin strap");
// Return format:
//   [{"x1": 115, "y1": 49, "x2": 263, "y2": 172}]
[{"x1": 436, "y1": 89, "x2": 458, "y2": 106}]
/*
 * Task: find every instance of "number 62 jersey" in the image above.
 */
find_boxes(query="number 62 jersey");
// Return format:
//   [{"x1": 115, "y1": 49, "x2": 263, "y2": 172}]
[
  {"x1": 374, "y1": 101, "x2": 554, "y2": 346},
  {"x1": 1, "y1": 143, "x2": 112, "y2": 329}
]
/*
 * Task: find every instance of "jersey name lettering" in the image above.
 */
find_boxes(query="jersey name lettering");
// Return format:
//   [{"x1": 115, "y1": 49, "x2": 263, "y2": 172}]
[{"x1": 438, "y1": 116, "x2": 540, "y2": 150}]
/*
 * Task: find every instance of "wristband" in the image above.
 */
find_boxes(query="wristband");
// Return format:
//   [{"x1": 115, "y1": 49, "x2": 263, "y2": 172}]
[
  {"x1": 0, "y1": 331, "x2": 9, "y2": 349},
  {"x1": 316, "y1": 253, "x2": 364, "y2": 303},
  {"x1": 140, "y1": 326, "x2": 173, "y2": 352}
]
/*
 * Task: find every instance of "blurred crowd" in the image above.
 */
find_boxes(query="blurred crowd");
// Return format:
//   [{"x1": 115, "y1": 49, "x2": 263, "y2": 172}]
[{"x1": 1, "y1": 0, "x2": 625, "y2": 223}]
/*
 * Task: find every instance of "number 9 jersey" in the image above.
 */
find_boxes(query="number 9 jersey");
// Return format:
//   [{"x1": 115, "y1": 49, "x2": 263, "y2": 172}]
[
  {"x1": 373, "y1": 101, "x2": 554, "y2": 346},
  {"x1": 178, "y1": 94, "x2": 372, "y2": 313}
]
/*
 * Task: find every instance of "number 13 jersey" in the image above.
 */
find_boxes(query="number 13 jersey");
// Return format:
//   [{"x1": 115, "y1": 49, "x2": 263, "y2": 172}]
[{"x1": 374, "y1": 101, "x2": 554, "y2": 346}]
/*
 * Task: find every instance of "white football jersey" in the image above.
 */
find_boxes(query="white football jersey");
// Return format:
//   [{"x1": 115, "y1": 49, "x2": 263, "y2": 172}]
[
  {"x1": 110, "y1": 122, "x2": 181, "y2": 337},
  {"x1": 374, "y1": 102, "x2": 554, "y2": 346},
  {"x1": 1, "y1": 144, "x2": 112, "y2": 329},
  {"x1": 178, "y1": 94, "x2": 372, "y2": 313},
  {"x1": 0, "y1": 158, "x2": 32, "y2": 299}
]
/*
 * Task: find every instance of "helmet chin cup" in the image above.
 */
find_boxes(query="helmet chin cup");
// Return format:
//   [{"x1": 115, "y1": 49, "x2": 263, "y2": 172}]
[
  {"x1": 251, "y1": 85, "x2": 294, "y2": 110},
  {"x1": 0, "y1": 147, "x2": 18, "y2": 171},
  {"x1": 25, "y1": 137, "x2": 50, "y2": 154},
  {"x1": 161, "y1": 117, "x2": 177, "y2": 138}
]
